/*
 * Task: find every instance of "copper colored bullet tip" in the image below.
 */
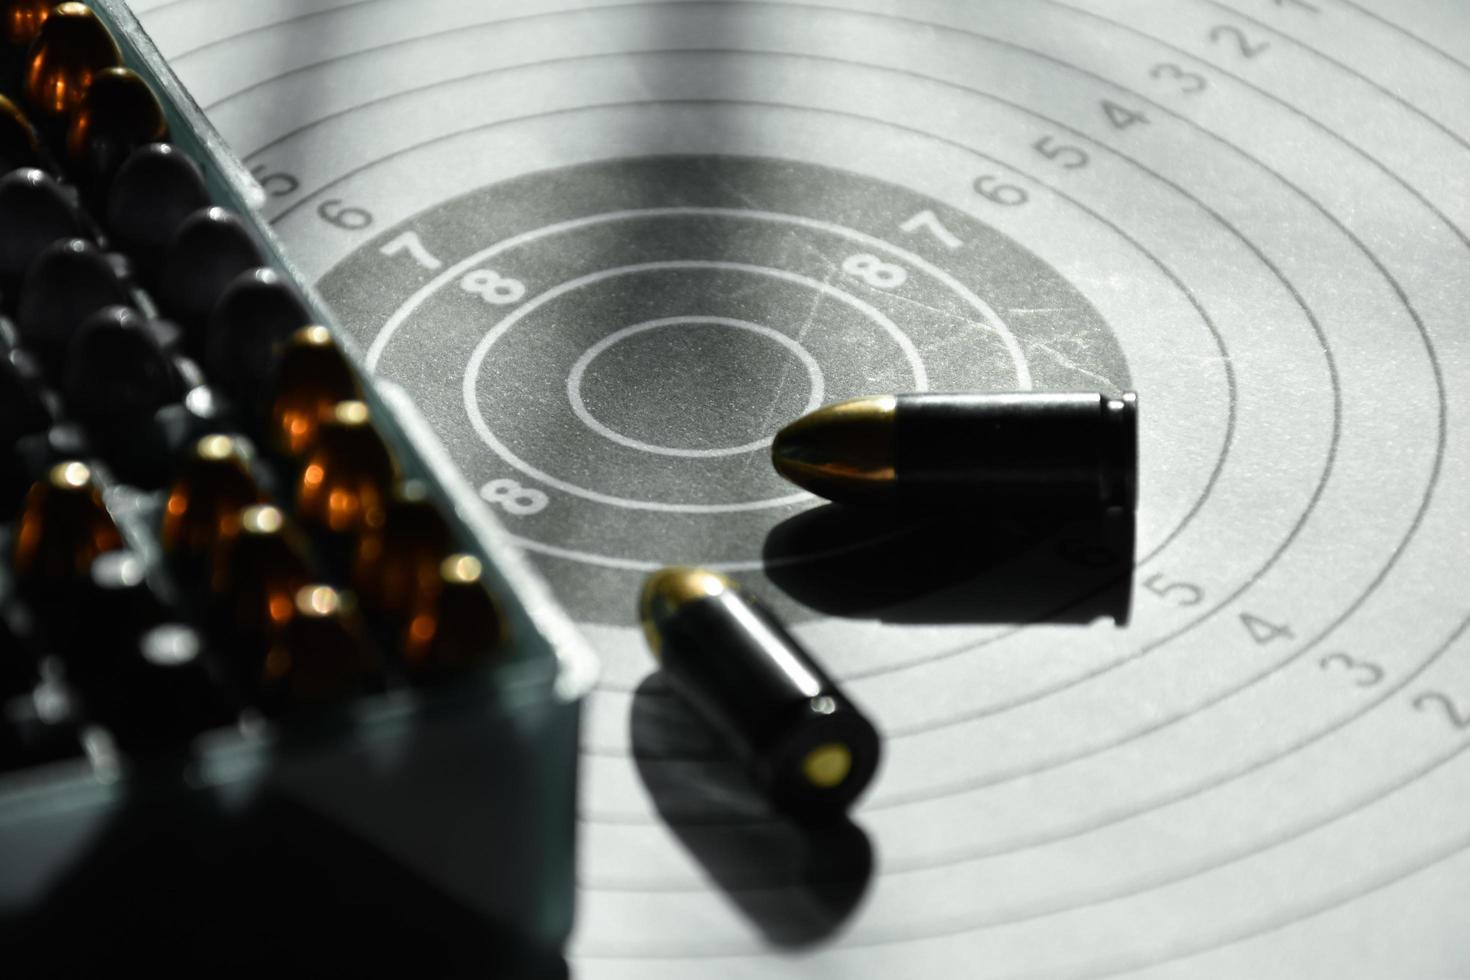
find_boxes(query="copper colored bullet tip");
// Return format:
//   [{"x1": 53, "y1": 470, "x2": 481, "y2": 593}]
[
  {"x1": 212, "y1": 503, "x2": 311, "y2": 640},
  {"x1": 13, "y1": 460, "x2": 122, "y2": 584},
  {"x1": 351, "y1": 480, "x2": 451, "y2": 617},
  {"x1": 24, "y1": 2, "x2": 121, "y2": 119},
  {"x1": 160, "y1": 434, "x2": 262, "y2": 567},
  {"x1": 401, "y1": 554, "x2": 506, "y2": 678},
  {"x1": 3, "y1": 0, "x2": 51, "y2": 48},
  {"x1": 296, "y1": 400, "x2": 398, "y2": 536},
  {"x1": 66, "y1": 66, "x2": 168, "y2": 190},
  {"x1": 267, "y1": 325, "x2": 360, "y2": 457},
  {"x1": 263, "y1": 584, "x2": 371, "y2": 705}
]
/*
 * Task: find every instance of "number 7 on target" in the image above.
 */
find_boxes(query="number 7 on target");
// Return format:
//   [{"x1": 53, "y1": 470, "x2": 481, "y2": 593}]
[{"x1": 899, "y1": 209, "x2": 964, "y2": 249}]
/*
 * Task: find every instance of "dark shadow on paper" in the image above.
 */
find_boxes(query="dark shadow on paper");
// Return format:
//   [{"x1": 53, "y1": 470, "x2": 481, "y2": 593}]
[
  {"x1": 630, "y1": 672, "x2": 874, "y2": 948},
  {"x1": 763, "y1": 504, "x2": 1135, "y2": 626},
  {"x1": 1, "y1": 753, "x2": 570, "y2": 980}
]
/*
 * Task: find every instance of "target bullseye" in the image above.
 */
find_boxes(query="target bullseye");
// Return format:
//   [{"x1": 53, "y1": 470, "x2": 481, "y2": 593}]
[
  {"x1": 462, "y1": 260, "x2": 921, "y2": 513},
  {"x1": 321, "y1": 156, "x2": 1128, "y2": 624},
  {"x1": 567, "y1": 315, "x2": 825, "y2": 459}
]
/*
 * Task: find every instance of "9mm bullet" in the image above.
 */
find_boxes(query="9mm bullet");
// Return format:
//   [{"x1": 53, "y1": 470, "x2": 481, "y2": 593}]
[
  {"x1": 640, "y1": 567, "x2": 880, "y2": 821},
  {"x1": 261, "y1": 584, "x2": 373, "y2": 708},
  {"x1": 351, "y1": 480, "x2": 451, "y2": 619},
  {"x1": 13, "y1": 460, "x2": 121, "y2": 588},
  {"x1": 771, "y1": 391, "x2": 1137, "y2": 511},
  {"x1": 23, "y1": 2, "x2": 120, "y2": 119},
  {"x1": 295, "y1": 400, "x2": 397, "y2": 537},
  {"x1": 210, "y1": 503, "x2": 311, "y2": 654},
  {"x1": 266, "y1": 325, "x2": 361, "y2": 458},
  {"x1": 65, "y1": 66, "x2": 168, "y2": 199},
  {"x1": 3, "y1": 0, "x2": 51, "y2": 49},
  {"x1": 401, "y1": 554, "x2": 506, "y2": 681},
  {"x1": 159, "y1": 434, "x2": 263, "y2": 572}
]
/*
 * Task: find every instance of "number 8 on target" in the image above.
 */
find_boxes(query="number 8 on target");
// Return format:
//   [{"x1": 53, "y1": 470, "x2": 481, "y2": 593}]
[
  {"x1": 481, "y1": 478, "x2": 548, "y2": 515},
  {"x1": 461, "y1": 268, "x2": 526, "y2": 305},
  {"x1": 842, "y1": 253, "x2": 908, "y2": 289}
]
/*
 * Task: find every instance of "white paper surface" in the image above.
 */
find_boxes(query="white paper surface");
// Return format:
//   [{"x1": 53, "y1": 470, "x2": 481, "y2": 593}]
[{"x1": 127, "y1": 0, "x2": 1470, "y2": 975}]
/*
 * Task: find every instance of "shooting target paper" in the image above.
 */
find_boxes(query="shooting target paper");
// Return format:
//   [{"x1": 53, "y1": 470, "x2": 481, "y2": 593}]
[{"x1": 129, "y1": 0, "x2": 1470, "y2": 975}]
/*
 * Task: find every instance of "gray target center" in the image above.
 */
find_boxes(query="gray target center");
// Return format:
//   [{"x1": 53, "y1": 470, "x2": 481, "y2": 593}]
[
  {"x1": 322, "y1": 155, "x2": 1131, "y2": 625},
  {"x1": 567, "y1": 316, "x2": 824, "y2": 458}
]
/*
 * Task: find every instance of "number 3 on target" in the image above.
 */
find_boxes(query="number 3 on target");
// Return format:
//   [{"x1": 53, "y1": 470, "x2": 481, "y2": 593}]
[{"x1": 480, "y1": 478, "x2": 548, "y2": 515}]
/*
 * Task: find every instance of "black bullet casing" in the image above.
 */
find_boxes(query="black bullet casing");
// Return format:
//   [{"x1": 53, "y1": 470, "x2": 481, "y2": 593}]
[
  {"x1": 654, "y1": 586, "x2": 880, "y2": 819},
  {"x1": 894, "y1": 391, "x2": 1137, "y2": 509}
]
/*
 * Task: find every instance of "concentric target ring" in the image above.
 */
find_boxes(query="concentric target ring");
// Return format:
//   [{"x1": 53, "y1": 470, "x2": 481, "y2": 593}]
[
  {"x1": 566, "y1": 316, "x2": 827, "y2": 459},
  {"x1": 280, "y1": 94, "x2": 1393, "y2": 963},
  {"x1": 249, "y1": 82, "x2": 1346, "y2": 940},
  {"x1": 140, "y1": 0, "x2": 1470, "y2": 974}
]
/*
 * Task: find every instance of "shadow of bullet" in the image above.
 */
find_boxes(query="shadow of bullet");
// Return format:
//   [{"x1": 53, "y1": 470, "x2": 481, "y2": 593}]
[
  {"x1": 762, "y1": 503, "x2": 1135, "y2": 626},
  {"x1": 630, "y1": 672, "x2": 874, "y2": 947}
]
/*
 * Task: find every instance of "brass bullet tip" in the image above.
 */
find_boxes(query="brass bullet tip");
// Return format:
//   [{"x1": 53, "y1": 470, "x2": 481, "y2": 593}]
[
  {"x1": 441, "y1": 553, "x2": 482, "y2": 585},
  {"x1": 295, "y1": 583, "x2": 342, "y2": 617},
  {"x1": 240, "y1": 503, "x2": 284, "y2": 536},
  {"x1": 801, "y1": 742, "x2": 853, "y2": 789},
  {"x1": 331, "y1": 400, "x2": 370, "y2": 427},
  {"x1": 297, "y1": 324, "x2": 331, "y2": 346},
  {"x1": 770, "y1": 395, "x2": 898, "y2": 503},
  {"x1": 195, "y1": 433, "x2": 236, "y2": 462},
  {"x1": 638, "y1": 566, "x2": 732, "y2": 659},
  {"x1": 52, "y1": 459, "x2": 90, "y2": 489}
]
